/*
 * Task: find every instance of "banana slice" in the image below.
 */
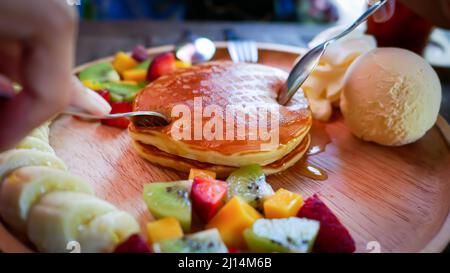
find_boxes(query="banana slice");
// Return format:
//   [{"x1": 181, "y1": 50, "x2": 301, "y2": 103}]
[
  {"x1": 27, "y1": 192, "x2": 116, "y2": 253},
  {"x1": 29, "y1": 124, "x2": 50, "y2": 143},
  {"x1": 0, "y1": 150, "x2": 66, "y2": 182},
  {"x1": 309, "y1": 98, "x2": 332, "y2": 122},
  {"x1": 77, "y1": 210, "x2": 140, "y2": 253},
  {"x1": 0, "y1": 166, "x2": 94, "y2": 234},
  {"x1": 16, "y1": 136, "x2": 55, "y2": 154}
]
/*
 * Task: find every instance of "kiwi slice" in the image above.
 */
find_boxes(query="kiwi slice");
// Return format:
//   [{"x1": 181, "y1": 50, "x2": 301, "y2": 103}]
[
  {"x1": 152, "y1": 228, "x2": 228, "y2": 253},
  {"x1": 78, "y1": 62, "x2": 120, "y2": 82},
  {"x1": 143, "y1": 181, "x2": 192, "y2": 232},
  {"x1": 102, "y1": 82, "x2": 141, "y2": 102},
  {"x1": 243, "y1": 217, "x2": 320, "y2": 253},
  {"x1": 226, "y1": 164, "x2": 274, "y2": 210},
  {"x1": 135, "y1": 60, "x2": 151, "y2": 70}
]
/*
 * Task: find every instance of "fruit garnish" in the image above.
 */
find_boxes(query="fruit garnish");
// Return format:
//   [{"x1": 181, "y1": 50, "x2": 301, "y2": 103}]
[
  {"x1": 101, "y1": 102, "x2": 132, "y2": 129},
  {"x1": 146, "y1": 217, "x2": 184, "y2": 245},
  {"x1": 191, "y1": 177, "x2": 227, "y2": 223},
  {"x1": 188, "y1": 168, "x2": 216, "y2": 180},
  {"x1": 297, "y1": 194, "x2": 355, "y2": 253},
  {"x1": 175, "y1": 60, "x2": 192, "y2": 69},
  {"x1": 131, "y1": 45, "x2": 150, "y2": 62},
  {"x1": 112, "y1": 51, "x2": 138, "y2": 75},
  {"x1": 102, "y1": 82, "x2": 141, "y2": 103},
  {"x1": 81, "y1": 79, "x2": 104, "y2": 91},
  {"x1": 243, "y1": 217, "x2": 320, "y2": 253},
  {"x1": 226, "y1": 165, "x2": 274, "y2": 210},
  {"x1": 143, "y1": 181, "x2": 192, "y2": 232},
  {"x1": 114, "y1": 234, "x2": 152, "y2": 253},
  {"x1": 135, "y1": 60, "x2": 151, "y2": 70},
  {"x1": 78, "y1": 62, "x2": 120, "y2": 82},
  {"x1": 152, "y1": 228, "x2": 228, "y2": 253},
  {"x1": 146, "y1": 52, "x2": 176, "y2": 81},
  {"x1": 205, "y1": 196, "x2": 262, "y2": 249},
  {"x1": 122, "y1": 69, "x2": 147, "y2": 82},
  {"x1": 264, "y1": 188, "x2": 304, "y2": 219},
  {"x1": 97, "y1": 90, "x2": 110, "y2": 103}
]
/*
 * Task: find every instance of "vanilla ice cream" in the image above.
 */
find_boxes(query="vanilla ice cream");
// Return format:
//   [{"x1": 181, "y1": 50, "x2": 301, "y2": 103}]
[{"x1": 340, "y1": 48, "x2": 442, "y2": 146}]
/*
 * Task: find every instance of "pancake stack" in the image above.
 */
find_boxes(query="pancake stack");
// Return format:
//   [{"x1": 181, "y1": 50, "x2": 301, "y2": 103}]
[{"x1": 130, "y1": 61, "x2": 312, "y2": 177}]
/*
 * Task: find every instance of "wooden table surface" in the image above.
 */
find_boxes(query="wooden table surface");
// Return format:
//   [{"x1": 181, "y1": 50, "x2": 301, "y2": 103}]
[{"x1": 76, "y1": 21, "x2": 450, "y2": 252}]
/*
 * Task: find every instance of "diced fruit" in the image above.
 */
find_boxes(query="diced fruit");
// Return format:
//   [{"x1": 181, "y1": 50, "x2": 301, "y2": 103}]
[
  {"x1": 226, "y1": 165, "x2": 274, "y2": 210},
  {"x1": 131, "y1": 45, "x2": 150, "y2": 62},
  {"x1": 143, "y1": 181, "x2": 192, "y2": 232},
  {"x1": 205, "y1": 196, "x2": 262, "y2": 249},
  {"x1": 97, "y1": 90, "x2": 110, "y2": 103},
  {"x1": 0, "y1": 166, "x2": 94, "y2": 235},
  {"x1": 146, "y1": 52, "x2": 176, "y2": 81},
  {"x1": 123, "y1": 69, "x2": 147, "y2": 82},
  {"x1": 297, "y1": 194, "x2": 355, "y2": 253},
  {"x1": 175, "y1": 60, "x2": 192, "y2": 69},
  {"x1": 78, "y1": 62, "x2": 120, "y2": 82},
  {"x1": 114, "y1": 234, "x2": 152, "y2": 253},
  {"x1": 27, "y1": 192, "x2": 116, "y2": 253},
  {"x1": 146, "y1": 217, "x2": 183, "y2": 244},
  {"x1": 78, "y1": 210, "x2": 140, "y2": 253},
  {"x1": 81, "y1": 80, "x2": 104, "y2": 91},
  {"x1": 191, "y1": 177, "x2": 227, "y2": 223},
  {"x1": 112, "y1": 51, "x2": 138, "y2": 75},
  {"x1": 102, "y1": 81, "x2": 141, "y2": 102},
  {"x1": 101, "y1": 102, "x2": 132, "y2": 129},
  {"x1": 264, "y1": 188, "x2": 304, "y2": 219},
  {"x1": 109, "y1": 92, "x2": 124, "y2": 103},
  {"x1": 135, "y1": 60, "x2": 151, "y2": 70},
  {"x1": 188, "y1": 168, "x2": 216, "y2": 180},
  {"x1": 152, "y1": 229, "x2": 228, "y2": 253},
  {"x1": 243, "y1": 217, "x2": 320, "y2": 253}
]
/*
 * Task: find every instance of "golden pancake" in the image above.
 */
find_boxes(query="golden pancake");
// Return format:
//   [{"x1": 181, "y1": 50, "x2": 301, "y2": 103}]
[
  {"x1": 132, "y1": 134, "x2": 311, "y2": 178},
  {"x1": 131, "y1": 61, "x2": 312, "y2": 173}
]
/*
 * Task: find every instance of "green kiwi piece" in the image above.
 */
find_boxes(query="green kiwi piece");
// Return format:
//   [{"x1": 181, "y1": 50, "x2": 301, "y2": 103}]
[
  {"x1": 102, "y1": 82, "x2": 141, "y2": 98},
  {"x1": 135, "y1": 60, "x2": 151, "y2": 70},
  {"x1": 143, "y1": 180, "x2": 192, "y2": 232},
  {"x1": 109, "y1": 92, "x2": 124, "y2": 103},
  {"x1": 78, "y1": 62, "x2": 120, "y2": 82},
  {"x1": 226, "y1": 164, "x2": 274, "y2": 210},
  {"x1": 152, "y1": 228, "x2": 228, "y2": 253},
  {"x1": 243, "y1": 217, "x2": 320, "y2": 253}
]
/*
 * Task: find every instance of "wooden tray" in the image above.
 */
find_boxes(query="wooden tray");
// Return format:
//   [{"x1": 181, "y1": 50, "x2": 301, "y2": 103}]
[{"x1": 1, "y1": 43, "x2": 450, "y2": 253}]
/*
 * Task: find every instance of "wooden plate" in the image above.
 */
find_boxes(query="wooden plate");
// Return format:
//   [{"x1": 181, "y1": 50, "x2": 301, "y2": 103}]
[{"x1": 1, "y1": 43, "x2": 450, "y2": 253}]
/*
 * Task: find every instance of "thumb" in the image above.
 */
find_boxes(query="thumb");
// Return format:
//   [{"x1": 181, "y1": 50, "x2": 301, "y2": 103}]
[
  {"x1": 70, "y1": 76, "x2": 111, "y2": 116},
  {"x1": 370, "y1": 0, "x2": 396, "y2": 23}
]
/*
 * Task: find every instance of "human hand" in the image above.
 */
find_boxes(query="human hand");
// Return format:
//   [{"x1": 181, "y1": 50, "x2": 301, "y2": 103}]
[
  {"x1": 0, "y1": 0, "x2": 110, "y2": 151},
  {"x1": 369, "y1": 0, "x2": 396, "y2": 22}
]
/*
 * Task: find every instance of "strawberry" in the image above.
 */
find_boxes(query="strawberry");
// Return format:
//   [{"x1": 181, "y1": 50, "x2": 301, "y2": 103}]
[
  {"x1": 146, "y1": 52, "x2": 176, "y2": 81},
  {"x1": 97, "y1": 89, "x2": 111, "y2": 103},
  {"x1": 191, "y1": 177, "x2": 228, "y2": 223},
  {"x1": 114, "y1": 234, "x2": 152, "y2": 253},
  {"x1": 101, "y1": 101, "x2": 132, "y2": 129},
  {"x1": 297, "y1": 194, "x2": 355, "y2": 253}
]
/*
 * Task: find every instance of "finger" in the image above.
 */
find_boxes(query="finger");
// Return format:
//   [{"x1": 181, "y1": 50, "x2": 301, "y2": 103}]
[
  {"x1": 372, "y1": 0, "x2": 396, "y2": 23},
  {"x1": 70, "y1": 76, "x2": 111, "y2": 116}
]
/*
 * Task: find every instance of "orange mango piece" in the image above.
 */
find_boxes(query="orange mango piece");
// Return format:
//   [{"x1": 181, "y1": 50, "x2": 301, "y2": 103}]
[
  {"x1": 82, "y1": 80, "x2": 103, "y2": 91},
  {"x1": 146, "y1": 217, "x2": 184, "y2": 245},
  {"x1": 175, "y1": 60, "x2": 192, "y2": 69},
  {"x1": 263, "y1": 188, "x2": 304, "y2": 219},
  {"x1": 188, "y1": 168, "x2": 216, "y2": 180},
  {"x1": 123, "y1": 69, "x2": 147, "y2": 81},
  {"x1": 112, "y1": 52, "x2": 138, "y2": 75},
  {"x1": 206, "y1": 196, "x2": 262, "y2": 249}
]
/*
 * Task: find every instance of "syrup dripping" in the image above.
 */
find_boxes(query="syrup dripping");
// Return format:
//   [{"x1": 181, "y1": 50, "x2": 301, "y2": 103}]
[{"x1": 307, "y1": 121, "x2": 331, "y2": 156}]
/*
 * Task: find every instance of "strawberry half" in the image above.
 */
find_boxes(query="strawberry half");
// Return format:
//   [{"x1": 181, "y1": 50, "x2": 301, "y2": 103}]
[
  {"x1": 97, "y1": 89, "x2": 111, "y2": 103},
  {"x1": 297, "y1": 194, "x2": 355, "y2": 253},
  {"x1": 146, "y1": 52, "x2": 176, "y2": 81},
  {"x1": 114, "y1": 234, "x2": 152, "y2": 253},
  {"x1": 191, "y1": 177, "x2": 228, "y2": 223},
  {"x1": 101, "y1": 101, "x2": 132, "y2": 129}
]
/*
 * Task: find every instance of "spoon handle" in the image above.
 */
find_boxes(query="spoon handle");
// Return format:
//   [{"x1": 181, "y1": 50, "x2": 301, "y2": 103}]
[{"x1": 328, "y1": 0, "x2": 388, "y2": 44}]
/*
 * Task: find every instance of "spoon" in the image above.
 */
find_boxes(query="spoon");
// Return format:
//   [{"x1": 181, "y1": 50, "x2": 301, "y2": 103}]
[
  {"x1": 175, "y1": 30, "x2": 216, "y2": 64},
  {"x1": 63, "y1": 110, "x2": 170, "y2": 127},
  {"x1": 277, "y1": 0, "x2": 387, "y2": 105}
]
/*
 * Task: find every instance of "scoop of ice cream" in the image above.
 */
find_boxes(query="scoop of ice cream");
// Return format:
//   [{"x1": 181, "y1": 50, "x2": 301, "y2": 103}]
[
  {"x1": 340, "y1": 48, "x2": 442, "y2": 146},
  {"x1": 304, "y1": 26, "x2": 376, "y2": 121}
]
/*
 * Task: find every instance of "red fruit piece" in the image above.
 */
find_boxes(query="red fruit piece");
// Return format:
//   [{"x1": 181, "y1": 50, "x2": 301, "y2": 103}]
[
  {"x1": 191, "y1": 177, "x2": 228, "y2": 223},
  {"x1": 131, "y1": 45, "x2": 150, "y2": 62},
  {"x1": 297, "y1": 194, "x2": 355, "y2": 253},
  {"x1": 114, "y1": 234, "x2": 152, "y2": 253},
  {"x1": 97, "y1": 90, "x2": 111, "y2": 103},
  {"x1": 101, "y1": 102, "x2": 132, "y2": 129},
  {"x1": 146, "y1": 52, "x2": 176, "y2": 81}
]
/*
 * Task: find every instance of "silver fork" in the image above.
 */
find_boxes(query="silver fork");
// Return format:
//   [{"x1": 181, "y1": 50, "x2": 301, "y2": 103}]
[{"x1": 224, "y1": 29, "x2": 258, "y2": 63}]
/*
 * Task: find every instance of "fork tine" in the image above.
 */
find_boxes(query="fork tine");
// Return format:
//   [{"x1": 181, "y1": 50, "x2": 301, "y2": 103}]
[
  {"x1": 249, "y1": 41, "x2": 258, "y2": 63},
  {"x1": 242, "y1": 41, "x2": 252, "y2": 63},
  {"x1": 237, "y1": 41, "x2": 247, "y2": 63},
  {"x1": 227, "y1": 42, "x2": 240, "y2": 63}
]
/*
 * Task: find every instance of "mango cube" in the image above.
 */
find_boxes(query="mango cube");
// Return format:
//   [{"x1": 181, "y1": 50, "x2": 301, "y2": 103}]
[
  {"x1": 123, "y1": 69, "x2": 147, "y2": 81},
  {"x1": 188, "y1": 168, "x2": 216, "y2": 180},
  {"x1": 146, "y1": 217, "x2": 184, "y2": 244},
  {"x1": 112, "y1": 52, "x2": 138, "y2": 75},
  {"x1": 205, "y1": 196, "x2": 262, "y2": 249},
  {"x1": 82, "y1": 80, "x2": 103, "y2": 91},
  {"x1": 263, "y1": 188, "x2": 304, "y2": 219},
  {"x1": 175, "y1": 60, "x2": 192, "y2": 69}
]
